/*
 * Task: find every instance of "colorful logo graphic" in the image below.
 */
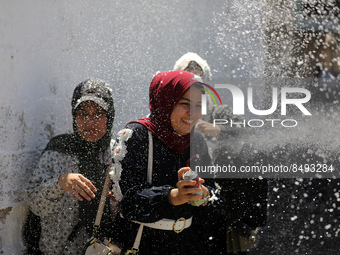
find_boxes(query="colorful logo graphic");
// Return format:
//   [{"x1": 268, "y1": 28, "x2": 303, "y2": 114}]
[{"x1": 198, "y1": 83, "x2": 223, "y2": 115}]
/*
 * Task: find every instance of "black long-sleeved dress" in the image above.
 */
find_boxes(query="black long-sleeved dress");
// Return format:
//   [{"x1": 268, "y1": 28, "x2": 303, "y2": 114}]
[{"x1": 114, "y1": 123, "x2": 226, "y2": 255}]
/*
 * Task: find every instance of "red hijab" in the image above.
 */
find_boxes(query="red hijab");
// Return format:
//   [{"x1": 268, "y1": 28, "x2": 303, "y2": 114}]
[{"x1": 128, "y1": 70, "x2": 201, "y2": 154}]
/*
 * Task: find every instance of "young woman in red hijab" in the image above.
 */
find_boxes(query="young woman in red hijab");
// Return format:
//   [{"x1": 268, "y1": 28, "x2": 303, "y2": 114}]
[{"x1": 113, "y1": 70, "x2": 225, "y2": 254}]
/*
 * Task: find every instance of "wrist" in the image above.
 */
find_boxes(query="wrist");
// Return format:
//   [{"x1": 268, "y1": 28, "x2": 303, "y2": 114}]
[
  {"x1": 168, "y1": 188, "x2": 182, "y2": 206},
  {"x1": 58, "y1": 174, "x2": 64, "y2": 186},
  {"x1": 168, "y1": 189, "x2": 176, "y2": 206}
]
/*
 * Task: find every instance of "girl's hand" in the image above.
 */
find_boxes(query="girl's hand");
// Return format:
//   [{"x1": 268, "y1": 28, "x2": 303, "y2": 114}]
[
  {"x1": 58, "y1": 173, "x2": 97, "y2": 201},
  {"x1": 196, "y1": 119, "x2": 221, "y2": 137},
  {"x1": 168, "y1": 167, "x2": 207, "y2": 206}
]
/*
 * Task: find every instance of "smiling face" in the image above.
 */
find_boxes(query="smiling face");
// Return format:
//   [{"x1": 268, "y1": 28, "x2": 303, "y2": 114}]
[
  {"x1": 75, "y1": 101, "x2": 107, "y2": 142},
  {"x1": 170, "y1": 86, "x2": 202, "y2": 136}
]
